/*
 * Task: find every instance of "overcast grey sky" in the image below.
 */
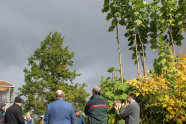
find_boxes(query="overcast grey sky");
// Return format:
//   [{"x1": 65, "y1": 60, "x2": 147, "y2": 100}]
[{"x1": 0, "y1": 0, "x2": 185, "y2": 94}]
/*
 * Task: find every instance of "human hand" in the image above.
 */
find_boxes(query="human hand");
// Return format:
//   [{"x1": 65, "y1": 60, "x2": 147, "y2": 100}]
[
  {"x1": 125, "y1": 101, "x2": 129, "y2": 107},
  {"x1": 114, "y1": 105, "x2": 118, "y2": 110}
]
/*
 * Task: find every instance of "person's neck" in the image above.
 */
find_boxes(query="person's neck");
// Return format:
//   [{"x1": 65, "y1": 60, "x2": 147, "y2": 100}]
[
  {"x1": 57, "y1": 97, "x2": 63, "y2": 100},
  {"x1": 130, "y1": 99, "x2": 135, "y2": 103},
  {"x1": 15, "y1": 103, "x2": 21, "y2": 107},
  {"x1": 26, "y1": 118, "x2": 31, "y2": 121},
  {"x1": 94, "y1": 94, "x2": 100, "y2": 96}
]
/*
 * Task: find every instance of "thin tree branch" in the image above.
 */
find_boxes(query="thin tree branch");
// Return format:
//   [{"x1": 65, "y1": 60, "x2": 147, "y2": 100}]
[
  {"x1": 136, "y1": 27, "x2": 146, "y2": 76},
  {"x1": 116, "y1": 20, "x2": 124, "y2": 83},
  {"x1": 168, "y1": 27, "x2": 176, "y2": 55},
  {"x1": 135, "y1": 26, "x2": 141, "y2": 77}
]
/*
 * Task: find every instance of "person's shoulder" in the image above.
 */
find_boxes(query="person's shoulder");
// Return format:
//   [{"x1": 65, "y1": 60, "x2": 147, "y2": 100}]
[
  {"x1": 47, "y1": 100, "x2": 58, "y2": 107},
  {"x1": 6, "y1": 104, "x2": 17, "y2": 113},
  {"x1": 132, "y1": 101, "x2": 139, "y2": 105},
  {"x1": 63, "y1": 100, "x2": 73, "y2": 106},
  {"x1": 8, "y1": 104, "x2": 17, "y2": 109},
  {"x1": 79, "y1": 115, "x2": 84, "y2": 119},
  {"x1": 101, "y1": 97, "x2": 108, "y2": 104},
  {"x1": 103, "y1": 97, "x2": 107, "y2": 102},
  {"x1": 129, "y1": 101, "x2": 139, "y2": 107}
]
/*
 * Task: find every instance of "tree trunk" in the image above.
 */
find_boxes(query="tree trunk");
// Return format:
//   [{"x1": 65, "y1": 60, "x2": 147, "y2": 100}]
[
  {"x1": 168, "y1": 27, "x2": 176, "y2": 55},
  {"x1": 148, "y1": 95, "x2": 153, "y2": 124},
  {"x1": 116, "y1": 23, "x2": 124, "y2": 83},
  {"x1": 137, "y1": 27, "x2": 146, "y2": 76},
  {"x1": 134, "y1": 26, "x2": 141, "y2": 77}
]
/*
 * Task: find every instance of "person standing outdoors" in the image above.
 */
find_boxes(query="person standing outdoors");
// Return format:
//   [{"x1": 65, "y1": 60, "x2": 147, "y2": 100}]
[
  {"x1": 84, "y1": 85, "x2": 108, "y2": 124},
  {"x1": 44, "y1": 90, "x2": 76, "y2": 124},
  {"x1": 25, "y1": 112, "x2": 35, "y2": 124},
  {"x1": 114, "y1": 99, "x2": 125, "y2": 124},
  {"x1": 0, "y1": 103, "x2": 6, "y2": 124},
  {"x1": 75, "y1": 109, "x2": 85, "y2": 124},
  {"x1": 120, "y1": 93, "x2": 140, "y2": 124},
  {"x1": 4, "y1": 96, "x2": 25, "y2": 124}
]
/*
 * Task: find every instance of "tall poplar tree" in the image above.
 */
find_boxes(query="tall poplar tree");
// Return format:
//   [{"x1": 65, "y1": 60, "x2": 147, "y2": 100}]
[{"x1": 18, "y1": 32, "x2": 89, "y2": 116}]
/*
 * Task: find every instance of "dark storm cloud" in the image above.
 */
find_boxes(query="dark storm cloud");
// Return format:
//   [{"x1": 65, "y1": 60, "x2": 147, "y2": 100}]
[{"x1": 0, "y1": 0, "x2": 185, "y2": 93}]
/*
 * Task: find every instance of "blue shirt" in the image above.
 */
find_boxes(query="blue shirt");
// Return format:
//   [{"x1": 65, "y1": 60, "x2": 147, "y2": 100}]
[
  {"x1": 76, "y1": 115, "x2": 85, "y2": 124},
  {"x1": 25, "y1": 118, "x2": 35, "y2": 124}
]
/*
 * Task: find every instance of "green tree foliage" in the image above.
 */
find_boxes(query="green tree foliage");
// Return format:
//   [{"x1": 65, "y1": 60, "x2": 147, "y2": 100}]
[
  {"x1": 102, "y1": 0, "x2": 149, "y2": 76},
  {"x1": 102, "y1": 0, "x2": 185, "y2": 76},
  {"x1": 101, "y1": 0, "x2": 185, "y2": 123},
  {"x1": 100, "y1": 67, "x2": 128, "y2": 123},
  {"x1": 18, "y1": 32, "x2": 89, "y2": 116}
]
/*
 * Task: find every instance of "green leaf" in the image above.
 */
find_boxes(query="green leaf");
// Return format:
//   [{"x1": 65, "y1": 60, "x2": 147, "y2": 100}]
[
  {"x1": 108, "y1": 25, "x2": 115, "y2": 32},
  {"x1": 106, "y1": 13, "x2": 112, "y2": 20},
  {"x1": 135, "y1": 19, "x2": 142, "y2": 26},
  {"x1": 119, "y1": 19, "x2": 126, "y2": 26},
  {"x1": 107, "y1": 67, "x2": 117, "y2": 73},
  {"x1": 134, "y1": 11, "x2": 140, "y2": 16},
  {"x1": 112, "y1": 19, "x2": 117, "y2": 26},
  {"x1": 158, "y1": 51, "x2": 166, "y2": 57},
  {"x1": 114, "y1": 12, "x2": 120, "y2": 17}
]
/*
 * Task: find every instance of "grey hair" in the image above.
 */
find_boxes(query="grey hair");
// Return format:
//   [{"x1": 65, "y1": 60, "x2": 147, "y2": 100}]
[
  {"x1": 92, "y1": 85, "x2": 102, "y2": 94},
  {"x1": 55, "y1": 90, "x2": 65, "y2": 98}
]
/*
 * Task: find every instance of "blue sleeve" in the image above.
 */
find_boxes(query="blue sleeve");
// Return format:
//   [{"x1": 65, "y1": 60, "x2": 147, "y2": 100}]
[
  {"x1": 71, "y1": 104, "x2": 76, "y2": 124},
  {"x1": 44, "y1": 105, "x2": 49, "y2": 124},
  {"x1": 32, "y1": 118, "x2": 35, "y2": 124},
  {"x1": 81, "y1": 116, "x2": 85, "y2": 124}
]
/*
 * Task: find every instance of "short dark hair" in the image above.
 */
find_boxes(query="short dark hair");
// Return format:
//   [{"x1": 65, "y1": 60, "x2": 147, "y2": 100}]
[
  {"x1": 75, "y1": 109, "x2": 79, "y2": 112},
  {"x1": 128, "y1": 93, "x2": 136, "y2": 100},
  {"x1": 14, "y1": 96, "x2": 22, "y2": 103}
]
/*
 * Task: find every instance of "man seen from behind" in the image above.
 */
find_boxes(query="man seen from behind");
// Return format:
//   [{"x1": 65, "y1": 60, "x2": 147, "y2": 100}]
[
  {"x1": 84, "y1": 85, "x2": 108, "y2": 124},
  {"x1": 5, "y1": 96, "x2": 25, "y2": 124},
  {"x1": 44, "y1": 90, "x2": 76, "y2": 124}
]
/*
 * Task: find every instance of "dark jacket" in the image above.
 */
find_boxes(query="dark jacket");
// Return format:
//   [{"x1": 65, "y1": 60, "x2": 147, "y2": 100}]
[
  {"x1": 4, "y1": 104, "x2": 24, "y2": 124},
  {"x1": 0, "y1": 103, "x2": 5, "y2": 124},
  {"x1": 120, "y1": 101, "x2": 140, "y2": 124},
  {"x1": 84, "y1": 94, "x2": 108, "y2": 124}
]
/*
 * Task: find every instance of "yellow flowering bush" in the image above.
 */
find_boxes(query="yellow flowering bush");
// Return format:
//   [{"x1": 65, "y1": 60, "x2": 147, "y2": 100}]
[{"x1": 127, "y1": 56, "x2": 186, "y2": 123}]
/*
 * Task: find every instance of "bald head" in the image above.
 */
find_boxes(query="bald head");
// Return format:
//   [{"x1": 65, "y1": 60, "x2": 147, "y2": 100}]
[{"x1": 55, "y1": 90, "x2": 65, "y2": 99}]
